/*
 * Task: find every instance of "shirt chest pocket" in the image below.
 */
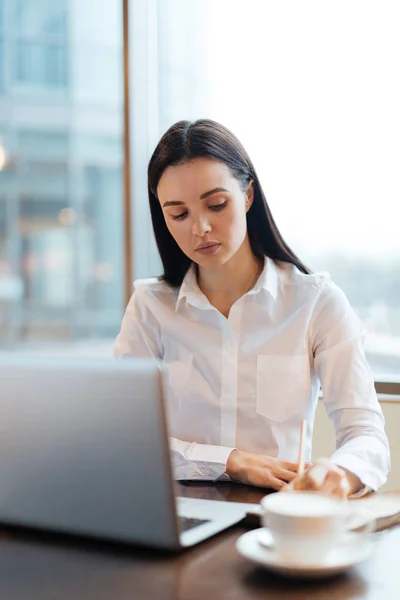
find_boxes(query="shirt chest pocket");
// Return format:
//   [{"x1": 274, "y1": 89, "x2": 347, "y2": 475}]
[{"x1": 256, "y1": 354, "x2": 311, "y2": 422}]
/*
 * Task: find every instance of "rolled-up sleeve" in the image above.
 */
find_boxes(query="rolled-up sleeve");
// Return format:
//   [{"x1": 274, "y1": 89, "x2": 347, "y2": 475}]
[
  {"x1": 170, "y1": 438, "x2": 235, "y2": 481},
  {"x1": 311, "y1": 280, "x2": 390, "y2": 491}
]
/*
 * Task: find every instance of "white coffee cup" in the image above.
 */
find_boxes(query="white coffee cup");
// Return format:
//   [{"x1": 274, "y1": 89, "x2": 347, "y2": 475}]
[{"x1": 260, "y1": 492, "x2": 368, "y2": 565}]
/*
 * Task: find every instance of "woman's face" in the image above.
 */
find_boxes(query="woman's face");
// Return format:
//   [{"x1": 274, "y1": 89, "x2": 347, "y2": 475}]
[{"x1": 157, "y1": 158, "x2": 253, "y2": 268}]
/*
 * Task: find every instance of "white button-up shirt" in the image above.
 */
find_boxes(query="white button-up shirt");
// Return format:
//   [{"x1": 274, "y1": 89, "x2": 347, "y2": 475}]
[{"x1": 114, "y1": 258, "x2": 390, "y2": 490}]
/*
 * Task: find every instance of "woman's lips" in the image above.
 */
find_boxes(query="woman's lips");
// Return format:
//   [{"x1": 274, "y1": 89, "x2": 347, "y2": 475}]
[{"x1": 195, "y1": 243, "x2": 221, "y2": 256}]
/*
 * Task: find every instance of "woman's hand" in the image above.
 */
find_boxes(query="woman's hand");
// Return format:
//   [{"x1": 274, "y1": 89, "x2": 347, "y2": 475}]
[
  {"x1": 283, "y1": 458, "x2": 362, "y2": 498},
  {"x1": 225, "y1": 449, "x2": 301, "y2": 490}
]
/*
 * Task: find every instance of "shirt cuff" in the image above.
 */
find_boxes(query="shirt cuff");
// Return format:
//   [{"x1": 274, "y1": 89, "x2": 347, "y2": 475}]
[
  {"x1": 348, "y1": 485, "x2": 372, "y2": 499},
  {"x1": 171, "y1": 442, "x2": 236, "y2": 481},
  {"x1": 185, "y1": 443, "x2": 235, "y2": 466},
  {"x1": 331, "y1": 452, "x2": 384, "y2": 492}
]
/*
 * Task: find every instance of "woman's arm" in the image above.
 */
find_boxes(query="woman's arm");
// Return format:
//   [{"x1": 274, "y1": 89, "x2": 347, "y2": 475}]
[
  {"x1": 113, "y1": 285, "x2": 163, "y2": 359},
  {"x1": 310, "y1": 279, "x2": 390, "y2": 493}
]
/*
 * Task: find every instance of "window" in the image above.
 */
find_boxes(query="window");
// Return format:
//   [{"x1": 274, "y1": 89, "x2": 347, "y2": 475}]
[
  {"x1": 0, "y1": 0, "x2": 124, "y2": 350},
  {"x1": 2, "y1": 0, "x2": 398, "y2": 378},
  {"x1": 10, "y1": 0, "x2": 67, "y2": 90},
  {"x1": 15, "y1": 41, "x2": 67, "y2": 88},
  {"x1": 13, "y1": 0, "x2": 67, "y2": 37}
]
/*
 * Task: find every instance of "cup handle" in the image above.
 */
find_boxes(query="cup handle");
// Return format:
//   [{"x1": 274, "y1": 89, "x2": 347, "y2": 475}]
[
  {"x1": 358, "y1": 518, "x2": 375, "y2": 533},
  {"x1": 345, "y1": 513, "x2": 376, "y2": 537}
]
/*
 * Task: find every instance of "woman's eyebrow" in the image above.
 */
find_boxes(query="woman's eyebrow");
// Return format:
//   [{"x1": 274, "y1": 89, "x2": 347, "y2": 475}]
[
  {"x1": 162, "y1": 200, "x2": 185, "y2": 207},
  {"x1": 200, "y1": 187, "x2": 229, "y2": 199},
  {"x1": 162, "y1": 187, "x2": 229, "y2": 208}
]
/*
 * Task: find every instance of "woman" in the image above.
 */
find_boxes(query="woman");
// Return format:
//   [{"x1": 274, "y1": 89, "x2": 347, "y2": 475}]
[{"x1": 114, "y1": 119, "x2": 390, "y2": 497}]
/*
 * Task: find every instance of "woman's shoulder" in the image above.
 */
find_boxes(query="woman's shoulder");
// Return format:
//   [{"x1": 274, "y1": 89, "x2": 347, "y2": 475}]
[
  {"x1": 277, "y1": 260, "x2": 332, "y2": 289},
  {"x1": 133, "y1": 275, "x2": 170, "y2": 291},
  {"x1": 278, "y1": 261, "x2": 349, "y2": 306},
  {"x1": 131, "y1": 276, "x2": 179, "y2": 307}
]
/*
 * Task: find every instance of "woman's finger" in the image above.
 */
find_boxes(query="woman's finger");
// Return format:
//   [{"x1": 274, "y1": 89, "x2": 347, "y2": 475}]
[
  {"x1": 267, "y1": 477, "x2": 287, "y2": 491},
  {"x1": 255, "y1": 468, "x2": 287, "y2": 490},
  {"x1": 318, "y1": 469, "x2": 349, "y2": 497},
  {"x1": 280, "y1": 461, "x2": 300, "y2": 472},
  {"x1": 275, "y1": 468, "x2": 297, "y2": 483},
  {"x1": 304, "y1": 462, "x2": 330, "y2": 489},
  {"x1": 280, "y1": 461, "x2": 313, "y2": 473}
]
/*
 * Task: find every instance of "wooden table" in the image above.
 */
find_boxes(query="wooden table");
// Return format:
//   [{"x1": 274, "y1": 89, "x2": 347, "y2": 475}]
[{"x1": 0, "y1": 482, "x2": 399, "y2": 600}]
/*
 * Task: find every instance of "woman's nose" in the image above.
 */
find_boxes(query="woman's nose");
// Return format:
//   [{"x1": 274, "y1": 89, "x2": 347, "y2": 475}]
[{"x1": 192, "y1": 215, "x2": 211, "y2": 236}]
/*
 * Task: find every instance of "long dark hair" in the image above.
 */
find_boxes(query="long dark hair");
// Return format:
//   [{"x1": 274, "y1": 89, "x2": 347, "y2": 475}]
[{"x1": 148, "y1": 119, "x2": 311, "y2": 286}]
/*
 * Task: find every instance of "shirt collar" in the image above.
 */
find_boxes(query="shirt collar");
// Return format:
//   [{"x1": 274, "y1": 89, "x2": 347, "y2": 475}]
[
  {"x1": 175, "y1": 257, "x2": 279, "y2": 312},
  {"x1": 248, "y1": 257, "x2": 279, "y2": 300},
  {"x1": 175, "y1": 265, "x2": 210, "y2": 312}
]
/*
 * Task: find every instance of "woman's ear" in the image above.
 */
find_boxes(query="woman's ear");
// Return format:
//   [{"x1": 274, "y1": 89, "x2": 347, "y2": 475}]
[{"x1": 245, "y1": 180, "x2": 255, "y2": 212}]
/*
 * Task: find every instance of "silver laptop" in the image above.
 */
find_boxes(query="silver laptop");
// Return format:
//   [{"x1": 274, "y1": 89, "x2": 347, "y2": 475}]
[{"x1": 0, "y1": 356, "x2": 248, "y2": 550}]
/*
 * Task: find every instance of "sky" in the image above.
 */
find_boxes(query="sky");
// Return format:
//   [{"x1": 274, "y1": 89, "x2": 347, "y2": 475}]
[{"x1": 206, "y1": 0, "x2": 400, "y2": 260}]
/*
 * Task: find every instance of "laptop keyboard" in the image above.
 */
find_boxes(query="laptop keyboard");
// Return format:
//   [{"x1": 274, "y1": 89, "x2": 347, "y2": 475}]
[{"x1": 178, "y1": 516, "x2": 211, "y2": 533}]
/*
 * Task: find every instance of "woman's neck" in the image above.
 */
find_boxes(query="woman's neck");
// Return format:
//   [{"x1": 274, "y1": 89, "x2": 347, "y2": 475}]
[{"x1": 197, "y1": 237, "x2": 263, "y2": 312}]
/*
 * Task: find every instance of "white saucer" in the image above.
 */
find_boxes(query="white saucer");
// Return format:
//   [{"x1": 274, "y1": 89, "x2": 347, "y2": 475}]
[{"x1": 236, "y1": 528, "x2": 373, "y2": 579}]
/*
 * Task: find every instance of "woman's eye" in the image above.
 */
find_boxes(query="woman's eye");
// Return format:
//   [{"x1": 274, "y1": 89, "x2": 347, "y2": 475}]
[
  {"x1": 209, "y1": 201, "x2": 227, "y2": 212},
  {"x1": 172, "y1": 211, "x2": 188, "y2": 221}
]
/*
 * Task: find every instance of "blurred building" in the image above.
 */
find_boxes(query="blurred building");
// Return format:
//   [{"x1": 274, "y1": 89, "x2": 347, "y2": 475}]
[{"x1": 0, "y1": 0, "x2": 124, "y2": 344}]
